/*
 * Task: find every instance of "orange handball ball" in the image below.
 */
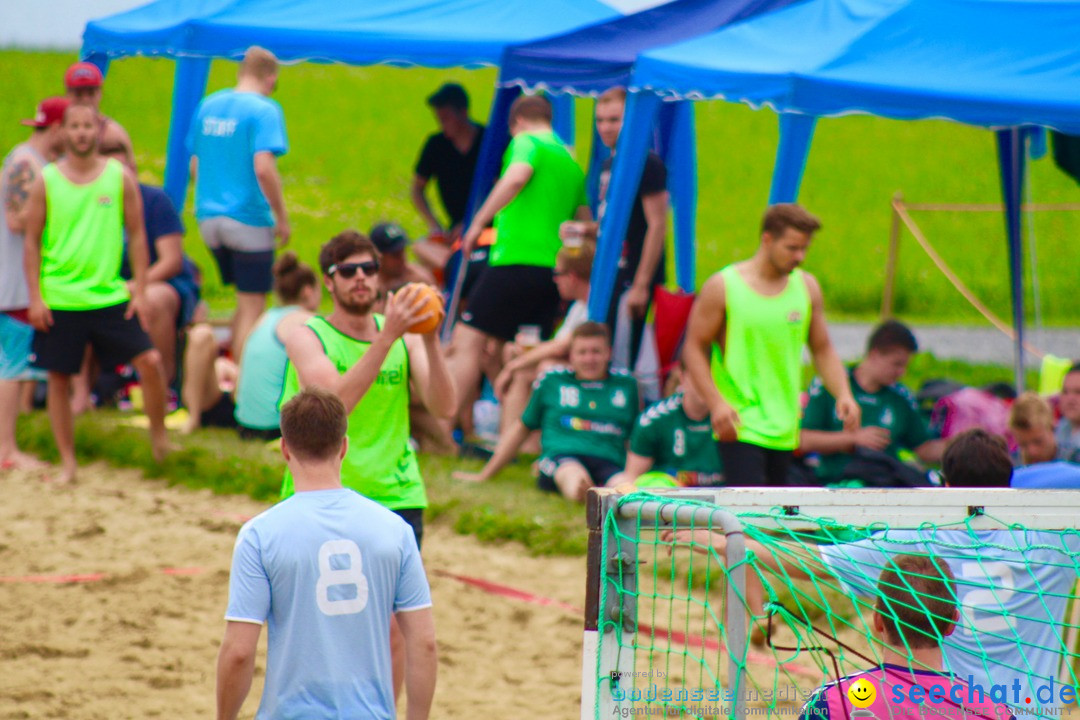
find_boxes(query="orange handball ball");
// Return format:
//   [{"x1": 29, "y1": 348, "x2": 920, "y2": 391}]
[{"x1": 404, "y1": 283, "x2": 445, "y2": 335}]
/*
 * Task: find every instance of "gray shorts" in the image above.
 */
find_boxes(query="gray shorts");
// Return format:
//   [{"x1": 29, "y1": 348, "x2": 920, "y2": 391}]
[{"x1": 199, "y1": 216, "x2": 275, "y2": 252}]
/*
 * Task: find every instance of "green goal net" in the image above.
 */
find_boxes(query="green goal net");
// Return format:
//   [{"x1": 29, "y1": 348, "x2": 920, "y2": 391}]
[{"x1": 583, "y1": 488, "x2": 1080, "y2": 720}]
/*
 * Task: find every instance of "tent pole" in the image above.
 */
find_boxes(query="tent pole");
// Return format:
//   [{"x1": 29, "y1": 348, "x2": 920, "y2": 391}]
[
  {"x1": 663, "y1": 100, "x2": 697, "y2": 292},
  {"x1": 768, "y1": 114, "x2": 816, "y2": 204},
  {"x1": 996, "y1": 128, "x2": 1026, "y2": 392},
  {"x1": 881, "y1": 191, "x2": 903, "y2": 319},
  {"x1": 163, "y1": 57, "x2": 211, "y2": 211},
  {"x1": 552, "y1": 93, "x2": 575, "y2": 149}
]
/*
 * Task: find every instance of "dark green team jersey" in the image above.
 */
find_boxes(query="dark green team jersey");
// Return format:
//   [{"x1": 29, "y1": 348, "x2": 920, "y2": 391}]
[
  {"x1": 521, "y1": 367, "x2": 639, "y2": 465},
  {"x1": 630, "y1": 393, "x2": 724, "y2": 486},
  {"x1": 802, "y1": 367, "x2": 930, "y2": 484}
]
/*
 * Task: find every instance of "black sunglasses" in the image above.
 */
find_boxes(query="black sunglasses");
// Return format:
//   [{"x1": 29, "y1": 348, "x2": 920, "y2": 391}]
[{"x1": 329, "y1": 260, "x2": 379, "y2": 279}]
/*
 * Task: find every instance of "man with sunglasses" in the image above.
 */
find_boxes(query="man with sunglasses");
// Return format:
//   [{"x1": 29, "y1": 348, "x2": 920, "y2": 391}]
[
  {"x1": 279, "y1": 229, "x2": 455, "y2": 696},
  {"x1": 280, "y1": 230, "x2": 456, "y2": 541}
]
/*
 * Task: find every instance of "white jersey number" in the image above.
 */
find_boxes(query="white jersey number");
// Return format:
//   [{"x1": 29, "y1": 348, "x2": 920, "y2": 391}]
[
  {"x1": 315, "y1": 539, "x2": 369, "y2": 616},
  {"x1": 958, "y1": 561, "x2": 1015, "y2": 635}
]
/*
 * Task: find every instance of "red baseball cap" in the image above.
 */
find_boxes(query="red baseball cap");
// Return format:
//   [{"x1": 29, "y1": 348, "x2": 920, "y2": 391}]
[
  {"x1": 21, "y1": 97, "x2": 71, "y2": 128},
  {"x1": 64, "y1": 62, "x2": 104, "y2": 89}
]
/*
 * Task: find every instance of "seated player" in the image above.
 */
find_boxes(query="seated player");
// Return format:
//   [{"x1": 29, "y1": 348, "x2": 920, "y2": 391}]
[
  {"x1": 493, "y1": 241, "x2": 594, "y2": 441},
  {"x1": 1009, "y1": 391, "x2": 1080, "y2": 466},
  {"x1": 617, "y1": 365, "x2": 723, "y2": 488},
  {"x1": 369, "y1": 222, "x2": 436, "y2": 307},
  {"x1": 798, "y1": 554, "x2": 1014, "y2": 720},
  {"x1": 453, "y1": 322, "x2": 639, "y2": 502},
  {"x1": 1056, "y1": 364, "x2": 1080, "y2": 455},
  {"x1": 665, "y1": 429, "x2": 1080, "y2": 711},
  {"x1": 181, "y1": 251, "x2": 319, "y2": 439},
  {"x1": 100, "y1": 126, "x2": 201, "y2": 383},
  {"x1": 800, "y1": 320, "x2": 944, "y2": 486}
]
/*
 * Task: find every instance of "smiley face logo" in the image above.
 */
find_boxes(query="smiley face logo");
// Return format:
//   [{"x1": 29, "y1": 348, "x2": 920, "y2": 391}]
[{"x1": 847, "y1": 678, "x2": 877, "y2": 709}]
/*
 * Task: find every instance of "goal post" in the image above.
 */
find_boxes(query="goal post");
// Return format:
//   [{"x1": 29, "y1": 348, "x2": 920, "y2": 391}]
[
  {"x1": 582, "y1": 487, "x2": 1080, "y2": 720},
  {"x1": 584, "y1": 489, "x2": 749, "y2": 720}
]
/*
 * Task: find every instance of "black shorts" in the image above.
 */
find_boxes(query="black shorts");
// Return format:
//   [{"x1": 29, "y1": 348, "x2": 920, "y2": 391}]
[
  {"x1": 537, "y1": 454, "x2": 623, "y2": 494},
  {"x1": 447, "y1": 246, "x2": 490, "y2": 302},
  {"x1": 718, "y1": 441, "x2": 793, "y2": 487},
  {"x1": 202, "y1": 392, "x2": 237, "y2": 429},
  {"x1": 238, "y1": 425, "x2": 281, "y2": 442},
  {"x1": 209, "y1": 246, "x2": 274, "y2": 294},
  {"x1": 31, "y1": 302, "x2": 153, "y2": 375},
  {"x1": 460, "y1": 264, "x2": 561, "y2": 342},
  {"x1": 394, "y1": 508, "x2": 424, "y2": 551}
]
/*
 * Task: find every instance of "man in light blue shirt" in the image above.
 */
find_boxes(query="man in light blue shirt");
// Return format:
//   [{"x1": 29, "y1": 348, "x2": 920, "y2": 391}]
[
  {"x1": 216, "y1": 388, "x2": 437, "y2": 720},
  {"x1": 187, "y1": 45, "x2": 289, "y2": 362}
]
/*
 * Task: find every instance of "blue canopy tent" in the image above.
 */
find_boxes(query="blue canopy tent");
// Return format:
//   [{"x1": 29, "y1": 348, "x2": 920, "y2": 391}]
[
  {"x1": 606, "y1": 0, "x2": 1080, "y2": 390},
  {"x1": 493, "y1": 0, "x2": 801, "y2": 322},
  {"x1": 79, "y1": 0, "x2": 623, "y2": 211}
]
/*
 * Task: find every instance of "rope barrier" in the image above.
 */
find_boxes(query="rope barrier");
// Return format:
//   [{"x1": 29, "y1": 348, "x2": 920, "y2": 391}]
[{"x1": 890, "y1": 199, "x2": 1045, "y2": 359}]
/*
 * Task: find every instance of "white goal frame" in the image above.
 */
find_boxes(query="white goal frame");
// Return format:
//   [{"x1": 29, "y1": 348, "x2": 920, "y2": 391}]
[{"x1": 582, "y1": 487, "x2": 1080, "y2": 720}]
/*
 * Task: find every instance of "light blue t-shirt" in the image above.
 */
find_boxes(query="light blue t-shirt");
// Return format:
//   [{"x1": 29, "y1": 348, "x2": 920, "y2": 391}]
[
  {"x1": 226, "y1": 488, "x2": 431, "y2": 720},
  {"x1": 187, "y1": 89, "x2": 288, "y2": 227},
  {"x1": 235, "y1": 305, "x2": 297, "y2": 430},
  {"x1": 819, "y1": 528, "x2": 1080, "y2": 709}
]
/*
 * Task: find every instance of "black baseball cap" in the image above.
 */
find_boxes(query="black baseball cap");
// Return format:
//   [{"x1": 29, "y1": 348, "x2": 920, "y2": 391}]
[
  {"x1": 369, "y1": 222, "x2": 409, "y2": 253},
  {"x1": 427, "y1": 82, "x2": 468, "y2": 110}
]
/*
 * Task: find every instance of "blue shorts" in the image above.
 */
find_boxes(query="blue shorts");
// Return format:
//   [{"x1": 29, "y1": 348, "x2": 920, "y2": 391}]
[{"x1": 0, "y1": 313, "x2": 43, "y2": 381}]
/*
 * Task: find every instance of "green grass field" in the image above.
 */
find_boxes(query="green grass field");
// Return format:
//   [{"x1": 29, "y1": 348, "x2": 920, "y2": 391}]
[{"x1": 3, "y1": 49, "x2": 1078, "y2": 325}]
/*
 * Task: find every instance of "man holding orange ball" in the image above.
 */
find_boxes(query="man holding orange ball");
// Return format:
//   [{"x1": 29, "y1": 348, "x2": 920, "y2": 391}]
[
  {"x1": 279, "y1": 229, "x2": 456, "y2": 546},
  {"x1": 278, "y1": 229, "x2": 455, "y2": 697}
]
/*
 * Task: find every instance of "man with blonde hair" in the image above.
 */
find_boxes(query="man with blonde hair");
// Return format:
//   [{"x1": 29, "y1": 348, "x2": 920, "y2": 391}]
[
  {"x1": 188, "y1": 45, "x2": 289, "y2": 361},
  {"x1": 1009, "y1": 391, "x2": 1080, "y2": 466},
  {"x1": 683, "y1": 204, "x2": 859, "y2": 486}
]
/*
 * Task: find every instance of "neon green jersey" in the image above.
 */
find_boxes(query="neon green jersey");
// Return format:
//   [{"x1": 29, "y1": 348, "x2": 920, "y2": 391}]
[
  {"x1": 710, "y1": 265, "x2": 810, "y2": 451},
  {"x1": 489, "y1": 131, "x2": 587, "y2": 268},
  {"x1": 279, "y1": 315, "x2": 425, "y2": 510},
  {"x1": 40, "y1": 159, "x2": 129, "y2": 310}
]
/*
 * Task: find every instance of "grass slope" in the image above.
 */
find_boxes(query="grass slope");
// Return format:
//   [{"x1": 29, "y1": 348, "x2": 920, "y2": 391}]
[{"x1": 3, "y1": 50, "x2": 1078, "y2": 325}]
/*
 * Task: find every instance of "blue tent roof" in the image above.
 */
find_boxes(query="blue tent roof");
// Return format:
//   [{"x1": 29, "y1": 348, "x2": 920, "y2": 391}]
[
  {"x1": 630, "y1": 0, "x2": 1080, "y2": 134},
  {"x1": 499, "y1": 0, "x2": 800, "y2": 95},
  {"x1": 82, "y1": 0, "x2": 622, "y2": 68}
]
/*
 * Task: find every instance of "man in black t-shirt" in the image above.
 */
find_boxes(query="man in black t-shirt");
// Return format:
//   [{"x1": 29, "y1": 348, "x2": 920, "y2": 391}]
[
  {"x1": 561, "y1": 87, "x2": 668, "y2": 369},
  {"x1": 410, "y1": 83, "x2": 487, "y2": 295},
  {"x1": 411, "y1": 83, "x2": 485, "y2": 235}
]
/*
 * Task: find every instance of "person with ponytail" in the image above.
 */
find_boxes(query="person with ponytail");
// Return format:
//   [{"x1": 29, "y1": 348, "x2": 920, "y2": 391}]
[{"x1": 181, "y1": 250, "x2": 320, "y2": 439}]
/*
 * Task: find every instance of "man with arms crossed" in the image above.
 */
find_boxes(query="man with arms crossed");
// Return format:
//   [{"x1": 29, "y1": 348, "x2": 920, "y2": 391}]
[
  {"x1": 23, "y1": 104, "x2": 170, "y2": 484},
  {"x1": 217, "y1": 388, "x2": 436, "y2": 720},
  {"x1": 188, "y1": 46, "x2": 289, "y2": 361},
  {"x1": 683, "y1": 204, "x2": 859, "y2": 486},
  {"x1": 1, "y1": 97, "x2": 68, "y2": 470}
]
